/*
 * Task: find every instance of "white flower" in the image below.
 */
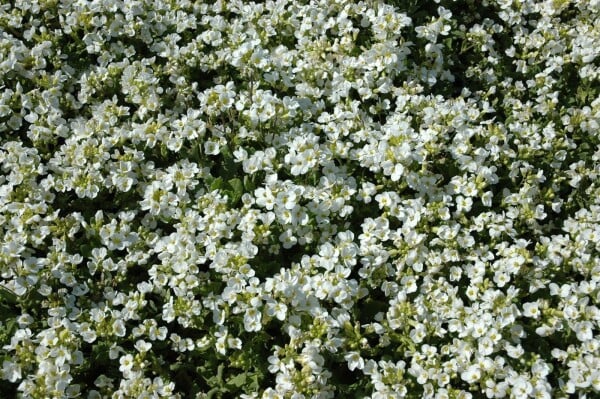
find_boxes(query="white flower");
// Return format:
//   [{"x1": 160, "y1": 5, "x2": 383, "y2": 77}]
[
  {"x1": 390, "y1": 163, "x2": 404, "y2": 182},
  {"x1": 204, "y1": 140, "x2": 221, "y2": 155},
  {"x1": 522, "y1": 301, "x2": 541, "y2": 319},
  {"x1": 345, "y1": 351, "x2": 364, "y2": 371},
  {"x1": 461, "y1": 364, "x2": 481, "y2": 384},
  {"x1": 1, "y1": 360, "x2": 21, "y2": 383},
  {"x1": 112, "y1": 319, "x2": 126, "y2": 337},
  {"x1": 511, "y1": 376, "x2": 533, "y2": 399},
  {"x1": 276, "y1": 190, "x2": 297, "y2": 210},
  {"x1": 266, "y1": 301, "x2": 287, "y2": 321},
  {"x1": 574, "y1": 321, "x2": 594, "y2": 342},
  {"x1": 134, "y1": 340, "x2": 152, "y2": 353},
  {"x1": 119, "y1": 354, "x2": 135, "y2": 375},
  {"x1": 255, "y1": 187, "x2": 276, "y2": 210},
  {"x1": 244, "y1": 307, "x2": 262, "y2": 332},
  {"x1": 455, "y1": 195, "x2": 473, "y2": 213}
]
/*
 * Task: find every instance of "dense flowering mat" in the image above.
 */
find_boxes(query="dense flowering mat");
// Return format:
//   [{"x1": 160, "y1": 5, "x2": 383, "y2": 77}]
[{"x1": 1, "y1": 0, "x2": 599, "y2": 398}]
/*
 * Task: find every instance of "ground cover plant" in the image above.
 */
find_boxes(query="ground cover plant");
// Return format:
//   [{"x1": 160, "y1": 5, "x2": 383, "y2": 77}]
[{"x1": 1, "y1": 0, "x2": 599, "y2": 397}]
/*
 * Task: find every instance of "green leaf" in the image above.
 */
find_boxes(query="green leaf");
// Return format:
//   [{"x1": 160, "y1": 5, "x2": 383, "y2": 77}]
[
  {"x1": 216, "y1": 363, "x2": 224, "y2": 383},
  {"x1": 243, "y1": 175, "x2": 255, "y2": 191},
  {"x1": 160, "y1": 143, "x2": 169, "y2": 159},
  {"x1": 228, "y1": 178, "x2": 244, "y2": 196},
  {"x1": 359, "y1": 298, "x2": 387, "y2": 321},
  {"x1": 206, "y1": 386, "x2": 227, "y2": 399},
  {"x1": 205, "y1": 374, "x2": 220, "y2": 387},
  {"x1": 210, "y1": 177, "x2": 224, "y2": 191},
  {"x1": 0, "y1": 286, "x2": 17, "y2": 306},
  {"x1": 225, "y1": 178, "x2": 244, "y2": 205},
  {"x1": 248, "y1": 373, "x2": 260, "y2": 391},
  {"x1": 443, "y1": 37, "x2": 453, "y2": 49},
  {"x1": 0, "y1": 319, "x2": 16, "y2": 340},
  {"x1": 226, "y1": 372, "x2": 247, "y2": 388}
]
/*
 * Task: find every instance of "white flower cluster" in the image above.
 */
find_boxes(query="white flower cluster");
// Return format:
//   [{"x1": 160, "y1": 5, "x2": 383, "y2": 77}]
[{"x1": 1, "y1": 0, "x2": 599, "y2": 398}]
